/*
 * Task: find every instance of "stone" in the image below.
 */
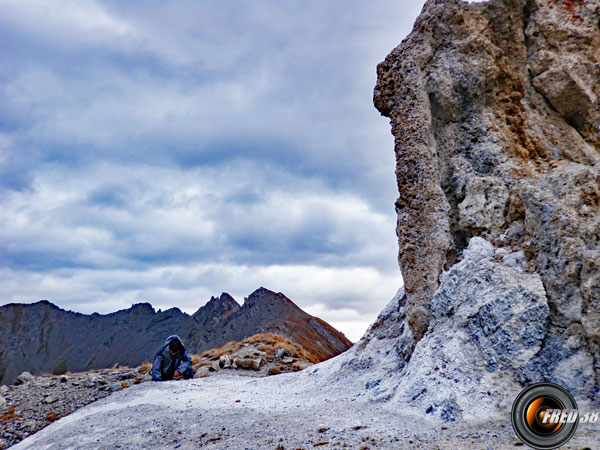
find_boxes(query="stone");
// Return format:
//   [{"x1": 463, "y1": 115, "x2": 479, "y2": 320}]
[
  {"x1": 494, "y1": 247, "x2": 511, "y2": 259},
  {"x1": 109, "y1": 382, "x2": 122, "y2": 392},
  {"x1": 87, "y1": 374, "x2": 100, "y2": 384},
  {"x1": 194, "y1": 362, "x2": 219, "y2": 378},
  {"x1": 275, "y1": 348, "x2": 287, "y2": 359},
  {"x1": 59, "y1": 375, "x2": 68, "y2": 383},
  {"x1": 43, "y1": 395, "x2": 59, "y2": 404},
  {"x1": 15, "y1": 372, "x2": 34, "y2": 385},
  {"x1": 371, "y1": 0, "x2": 600, "y2": 406},
  {"x1": 0, "y1": 395, "x2": 6, "y2": 408},
  {"x1": 219, "y1": 354, "x2": 232, "y2": 369},
  {"x1": 502, "y1": 251, "x2": 526, "y2": 271},
  {"x1": 22, "y1": 421, "x2": 37, "y2": 430},
  {"x1": 232, "y1": 357, "x2": 262, "y2": 371},
  {"x1": 234, "y1": 346, "x2": 266, "y2": 359},
  {"x1": 194, "y1": 366, "x2": 211, "y2": 378}
]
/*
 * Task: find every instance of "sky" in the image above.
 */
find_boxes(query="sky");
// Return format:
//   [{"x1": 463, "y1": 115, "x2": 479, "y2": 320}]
[{"x1": 0, "y1": 0, "x2": 433, "y2": 342}]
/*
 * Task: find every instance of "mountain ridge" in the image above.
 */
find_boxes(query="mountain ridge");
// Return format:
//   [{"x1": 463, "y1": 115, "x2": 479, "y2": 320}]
[{"x1": 0, "y1": 287, "x2": 351, "y2": 385}]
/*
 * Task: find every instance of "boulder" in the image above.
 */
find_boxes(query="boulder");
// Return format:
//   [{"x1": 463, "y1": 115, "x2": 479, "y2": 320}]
[
  {"x1": 234, "y1": 345, "x2": 266, "y2": 360},
  {"x1": 233, "y1": 357, "x2": 262, "y2": 371},
  {"x1": 15, "y1": 372, "x2": 34, "y2": 385},
  {"x1": 219, "y1": 354, "x2": 232, "y2": 369}
]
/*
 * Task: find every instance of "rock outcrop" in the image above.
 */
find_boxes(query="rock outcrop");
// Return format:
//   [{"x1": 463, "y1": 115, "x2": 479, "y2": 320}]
[
  {"x1": 339, "y1": 0, "x2": 600, "y2": 418},
  {"x1": 0, "y1": 288, "x2": 352, "y2": 385}
]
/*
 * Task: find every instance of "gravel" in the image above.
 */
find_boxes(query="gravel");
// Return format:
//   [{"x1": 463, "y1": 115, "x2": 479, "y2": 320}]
[
  {"x1": 0, "y1": 368, "x2": 150, "y2": 449},
  {"x1": 6, "y1": 370, "x2": 599, "y2": 449}
]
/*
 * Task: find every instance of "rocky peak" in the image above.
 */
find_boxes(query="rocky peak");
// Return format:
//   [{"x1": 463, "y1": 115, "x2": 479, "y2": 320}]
[
  {"x1": 242, "y1": 287, "x2": 295, "y2": 309},
  {"x1": 195, "y1": 287, "x2": 352, "y2": 362},
  {"x1": 195, "y1": 293, "x2": 240, "y2": 318},
  {"x1": 128, "y1": 303, "x2": 155, "y2": 314}
]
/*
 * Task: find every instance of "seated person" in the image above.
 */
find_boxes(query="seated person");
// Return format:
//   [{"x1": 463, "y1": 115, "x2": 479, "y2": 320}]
[{"x1": 151, "y1": 334, "x2": 194, "y2": 381}]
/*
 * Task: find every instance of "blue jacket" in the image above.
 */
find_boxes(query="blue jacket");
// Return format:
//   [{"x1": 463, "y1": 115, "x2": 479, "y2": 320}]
[{"x1": 151, "y1": 335, "x2": 192, "y2": 381}]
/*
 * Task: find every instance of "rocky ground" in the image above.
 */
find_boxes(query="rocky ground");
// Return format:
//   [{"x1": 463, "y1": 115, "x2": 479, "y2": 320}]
[
  {"x1": 5, "y1": 371, "x2": 599, "y2": 450},
  {"x1": 0, "y1": 367, "x2": 151, "y2": 449},
  {"x1": 0, "y1": 334, "x2": 314, "y2": 449}
]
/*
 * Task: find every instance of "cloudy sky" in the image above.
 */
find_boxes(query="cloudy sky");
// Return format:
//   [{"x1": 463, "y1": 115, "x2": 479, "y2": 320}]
[{"x1": 0, "y1": 0, "x2": 431, "y2": 342}]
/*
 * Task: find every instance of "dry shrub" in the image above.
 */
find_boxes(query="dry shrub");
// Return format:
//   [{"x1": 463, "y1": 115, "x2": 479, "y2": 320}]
[
  {"x1": 199, "y1": 333, "x2": 318, "y2": 364},
  {"x1": 45, "y1": 411, "x2": 61, "y2": 422},
  {"x1": 120, "y1": 382, "x2": 129, "y2": 390},
  {"x1": 199, "y1": 374, "x2": 210, "y2": 378},
  {"x1": 268, "y1": 366, "x2": 282, "y2": 376},
  {"x1": 191, "y1": 355, "x2": 201, "y2": 365},
  {"x1": 0, "y1": 406, "x2": 21, "y2": 425},
  {"x1": 192, "y1": 360, "x2": 211, "y2": 369},
  {"x1": 104, "y1": 365, "x2": 130, "y2": 373},
  {"x1": 243, "y1": 333, "x2": 317, "y2": 362},
  {"x1": 133, "y1": 377, "x2": 143, "y2": 385},
  {"x1": 201, "y1": 341, "x2": 241, "y2": 360},
  {"x1": 192, "y1": 361, "x2": 212, "y2": 372},
  {"x1": 138, "y1": 363, "x2": 152, "y2": 374},
  {"x1": 291, "y1": 363, "x2": 305, "y2": 372}
]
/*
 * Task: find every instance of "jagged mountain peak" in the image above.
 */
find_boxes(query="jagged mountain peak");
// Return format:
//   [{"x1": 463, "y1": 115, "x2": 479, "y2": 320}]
[{"x1": 243, "y1": 287, "x2": 296, "y2": 309}]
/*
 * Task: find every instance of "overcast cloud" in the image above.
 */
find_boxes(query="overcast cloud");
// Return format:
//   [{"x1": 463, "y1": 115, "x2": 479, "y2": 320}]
[{"x1": 0, "y1": 0, "x2": 428, "y2": 341}]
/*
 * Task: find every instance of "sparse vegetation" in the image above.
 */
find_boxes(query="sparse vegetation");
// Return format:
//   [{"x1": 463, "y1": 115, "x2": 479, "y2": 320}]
[
  {"x1": 45, "y1": 411, "x2": 61, "y2": 422},
  {"x1": 191, "y1": 360, "x2": 212, "y2": 372},
  {"x1": 198, "y1": 333, "x2": 317, "y2": 363},
  {"x1": 268, "y1": 366, "x2": 282, "y2": 376},
  {"x1": 200, "y1": 340, "x2": 241, "y2": 360},
  {"x1": 0, "y1": 406, "x2": 21, "y2": 426},
  {"x1": 138, "y1": 363, "x2": 152, "y2": 374}
]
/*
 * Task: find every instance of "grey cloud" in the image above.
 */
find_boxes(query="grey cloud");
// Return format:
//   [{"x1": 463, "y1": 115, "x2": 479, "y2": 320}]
[
  {"x1": 0, "y1": 0, "x2": 423, "y2": 339},
  {"x1": 1, "y1": 162, "x2": 397, "y2": 272}
]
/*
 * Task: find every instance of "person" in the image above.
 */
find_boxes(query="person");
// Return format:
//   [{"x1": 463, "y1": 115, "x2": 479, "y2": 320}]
[{"x1": 151, "y1": 335, "x2": 194, "y2": 381}]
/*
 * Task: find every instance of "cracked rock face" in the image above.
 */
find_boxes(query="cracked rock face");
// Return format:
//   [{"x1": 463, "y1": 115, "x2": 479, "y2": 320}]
[{"x1": 368, "y1": 0, "x2": 599, "y2": 408}]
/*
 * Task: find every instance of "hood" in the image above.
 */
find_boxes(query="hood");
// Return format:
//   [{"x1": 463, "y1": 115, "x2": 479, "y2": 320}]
[{"x1": 164, "y1": 334, "x2": 185, "y2": 349}]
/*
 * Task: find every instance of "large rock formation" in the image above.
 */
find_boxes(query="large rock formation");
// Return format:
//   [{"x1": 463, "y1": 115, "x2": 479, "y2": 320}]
[
  {"x1": 0, "y1": 288, "x2": 351, "y2": 385},
  {"x1": 333, "y1": 0, "x2": 599, "y2": 420}
]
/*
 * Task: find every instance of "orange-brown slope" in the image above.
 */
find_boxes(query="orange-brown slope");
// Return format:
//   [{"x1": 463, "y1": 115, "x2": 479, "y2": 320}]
[{"x1": 184, "y1": 287, "x2": 352, "y2": 362}]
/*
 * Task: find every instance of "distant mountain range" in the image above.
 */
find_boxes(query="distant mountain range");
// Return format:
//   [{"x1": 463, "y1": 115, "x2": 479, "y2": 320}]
[{"x1": 0, "y1": 287, "x2": 352, "y2": 385}]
